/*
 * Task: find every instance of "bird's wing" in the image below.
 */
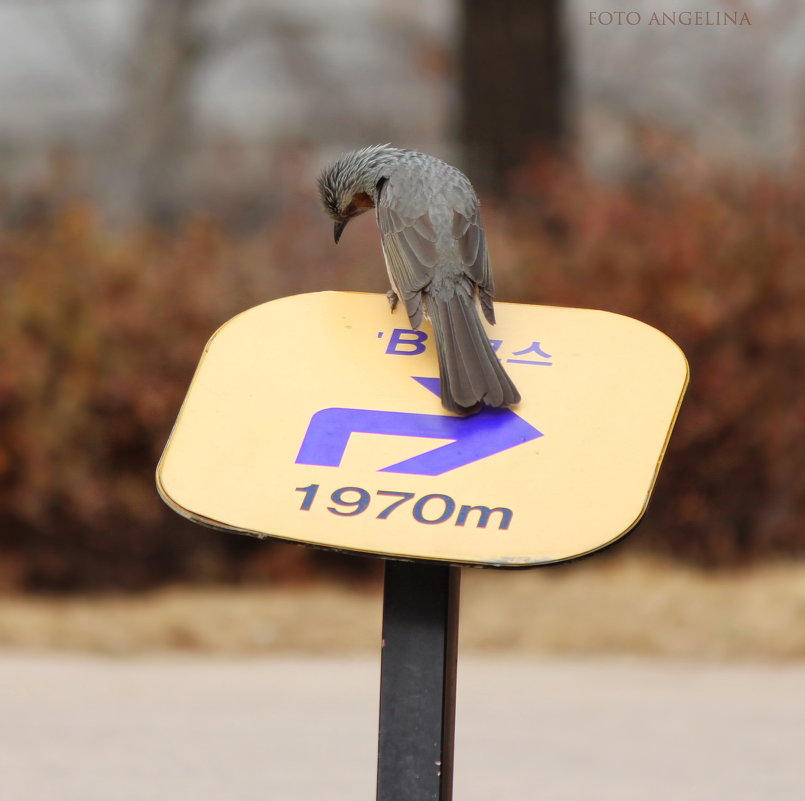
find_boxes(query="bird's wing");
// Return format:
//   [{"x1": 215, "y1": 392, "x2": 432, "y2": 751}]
[
  {"x1": 450, "y1": 200, "x2": 495, "y2": 324},
  {"x1": 377, "y1": 177, "x2": 439, "y2": 329},
  {"x1": 377, "y1": 167, "x2": 495, "y2": 327}
]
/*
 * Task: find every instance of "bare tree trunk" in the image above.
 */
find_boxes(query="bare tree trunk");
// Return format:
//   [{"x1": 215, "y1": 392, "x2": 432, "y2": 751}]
[
  {"x1": 111, "y1": 0, "x2": 209, "y2": 223},
  {"x1": 457, "y1": 0, "x2": 569, "y2": 196}
]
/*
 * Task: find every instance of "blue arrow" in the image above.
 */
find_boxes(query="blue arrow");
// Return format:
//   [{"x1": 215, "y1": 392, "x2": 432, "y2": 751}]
[{"x1": 295, "y1": 377, "x2": 541, "y2": 476}]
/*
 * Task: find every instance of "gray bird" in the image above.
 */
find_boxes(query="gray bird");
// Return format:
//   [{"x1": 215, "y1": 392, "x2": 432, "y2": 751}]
[{"x1": 318, "y1": 144, "x2": 520, "y2": 415}]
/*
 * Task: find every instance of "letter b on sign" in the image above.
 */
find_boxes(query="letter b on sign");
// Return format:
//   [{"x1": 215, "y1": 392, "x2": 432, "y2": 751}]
[{"x1": 386, "y1": 328, "x2": 428, "y2": 356}]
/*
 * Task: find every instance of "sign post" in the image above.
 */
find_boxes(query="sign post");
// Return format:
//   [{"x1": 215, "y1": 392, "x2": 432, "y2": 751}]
[
  {"x1": 157, "y1": 290, "x2": 688, "y2": 799},
  {"x1": 377, "y1": 561, "x2": 459, "y2": 801}
]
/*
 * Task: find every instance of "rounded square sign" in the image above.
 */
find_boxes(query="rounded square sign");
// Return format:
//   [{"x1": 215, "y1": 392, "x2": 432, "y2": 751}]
[{"x1": 157, "y1": 291, "x2": 688, "y2": 566}]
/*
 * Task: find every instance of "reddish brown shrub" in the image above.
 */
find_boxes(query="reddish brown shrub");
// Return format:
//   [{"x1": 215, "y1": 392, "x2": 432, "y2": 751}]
[{"x1": 1, "y1": 138, "x2": 803, "y2": 588}]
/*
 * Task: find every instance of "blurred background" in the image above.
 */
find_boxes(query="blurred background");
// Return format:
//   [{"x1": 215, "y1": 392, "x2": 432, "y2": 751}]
[
  {"x1": 0, "y1": 0, "x2": 804, "y2": 652},
  {"x1": 3, "y1": 3, "x2": 805, "y2": 799}
]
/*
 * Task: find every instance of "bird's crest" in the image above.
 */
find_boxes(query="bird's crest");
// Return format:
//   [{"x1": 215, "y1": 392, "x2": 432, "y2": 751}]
[{"x1": 318, "y1": 144, "x2": 398, "y2": 218}]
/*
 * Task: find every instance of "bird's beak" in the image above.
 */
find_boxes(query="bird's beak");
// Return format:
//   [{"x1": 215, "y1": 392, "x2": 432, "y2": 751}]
[{"x1": 333, "y1": 220, "x2": 347, "y2": 244}]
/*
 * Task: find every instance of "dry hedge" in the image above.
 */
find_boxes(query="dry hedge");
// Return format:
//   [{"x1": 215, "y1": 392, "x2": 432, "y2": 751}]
[{"x1": 1, "y1": 143, "x2": 803, "y2": 589}]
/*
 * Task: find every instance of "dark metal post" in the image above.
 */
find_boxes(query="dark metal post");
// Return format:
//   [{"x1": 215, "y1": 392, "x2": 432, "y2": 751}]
[{"x1": 376, "y1": 560, "x2": 461, "y2": 801}]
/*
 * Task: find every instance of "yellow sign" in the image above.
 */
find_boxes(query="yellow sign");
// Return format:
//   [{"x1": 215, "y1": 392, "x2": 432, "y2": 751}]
[{"x1": 157, "y1": 291, "x2": 688, "y2": 566}]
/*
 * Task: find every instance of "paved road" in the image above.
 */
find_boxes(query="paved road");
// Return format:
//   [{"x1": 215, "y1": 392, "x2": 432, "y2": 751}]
[{"x1": 2, "y1": 654, "x2": 805, "y2": 800}]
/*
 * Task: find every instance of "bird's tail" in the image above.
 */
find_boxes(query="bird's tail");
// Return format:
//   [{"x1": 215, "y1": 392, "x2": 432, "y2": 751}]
[{"x1": 426, "y1": 291, "x2": 520, "y2": 415}]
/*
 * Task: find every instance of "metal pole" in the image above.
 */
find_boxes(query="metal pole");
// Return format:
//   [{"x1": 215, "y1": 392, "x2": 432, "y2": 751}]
[{"x1": 376, "y1": 560, "x2": 461, "y2": 801}]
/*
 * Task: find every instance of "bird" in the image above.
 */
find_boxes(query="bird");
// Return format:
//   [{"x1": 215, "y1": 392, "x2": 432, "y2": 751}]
[{"x1": 318, "y1": 144, "x2": 520, "y2": 415}]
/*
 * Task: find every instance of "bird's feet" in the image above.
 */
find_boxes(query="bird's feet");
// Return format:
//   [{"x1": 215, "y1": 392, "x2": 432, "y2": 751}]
[{"x1": 386, "y1": 290, "x2": 398, "y2": 313}]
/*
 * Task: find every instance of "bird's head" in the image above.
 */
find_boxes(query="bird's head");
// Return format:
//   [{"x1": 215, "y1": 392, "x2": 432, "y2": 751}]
[{"x1": 317, "y1": 145, "x2": 398, "y2": 243}]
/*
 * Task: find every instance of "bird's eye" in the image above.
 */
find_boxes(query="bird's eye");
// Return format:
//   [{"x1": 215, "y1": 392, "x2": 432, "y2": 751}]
[{"x1": 345, "y1": 203, "x2": 357, "y2": 216}]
